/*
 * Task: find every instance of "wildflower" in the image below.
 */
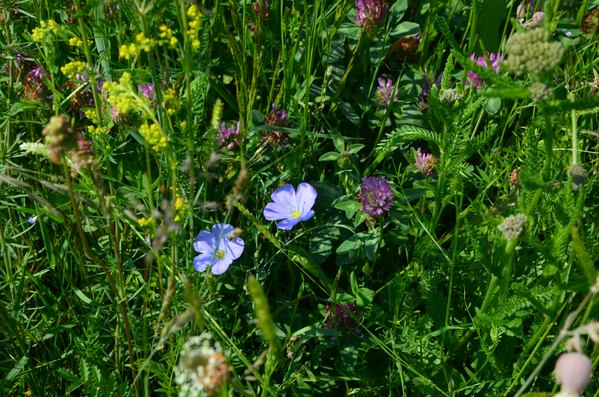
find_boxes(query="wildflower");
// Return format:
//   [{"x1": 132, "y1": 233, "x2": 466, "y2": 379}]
[
  {"x1": 466, "y1": 53, "x2": 502, "y2": 89},
  {"x1": 261, "y1": 103, "x2": 290, "y2": 147},
  {"x1": 439, "y1": 88, "x2": 462, "y2": 105},
  {"x1": 137, "y1": 83, "x2": 155, "y2": 102},
  {"x1": 358, "y1": 176, "x2": 394, "y2": 217},
  {"x1": 528, "y1": 81, "x2": 551, "y2": 102},
  {"x1": 187, "y1": 4, "x2": 203, "y2": 50},
  {"x1": 504, "y1": 29, "x2": 565, "y2": 76},
  {"x1": 43, "y1": 115, "x2": 77, "y2": 164},
  {"x1": 70, "y1": 133, "x2": 96, "y2": 173},
  {"x1": 193, "y1": 224, "x2": 244, "y2": 274},
  {"x1": 263, "y1": 183, "x2": 317, "y2": 230},
  {"x1": 324, "y1": 302, "x2": 363, "y2": 334},
  {"x1": 554, "y1": 352, "x2": 592, "y2": 397},
  {"x1": 135, "y1": 32, "x2": 153, "y2": 52},
  {"x1": 498, "y1": 214, "x2": 527, "y2": 241},
  {"x1": 415, "y1": 147, "x2": 437, "y2": 176},
  {"x1": 355, "y1": 0, "x2": 388, "y2": 31},
  {"x1": 28, "y1": 215, "x2": 38, "y2": 224},
  {"x1": 159, "y1": 24, "x2": 178, "y2": 47},
  {"x1": 567, "y1": 164, "x2": 587, "y2": 191},
  {"x1": 60, "y1": 61, "x2": 89, "y2": 79},
  {"x1": 23, "y1": 66, "x2": 48, "y2": 102},
  {"x1": 219, "y1": 121, "x2": 241, "y2": 149},
  {"x1": 525, "y1": 11, "x2": 545, "y2": 28},
  {"x1": 163, "y1": 88, "x2": 180, "y2": 115},
  {"x1": 119, "y1": 43, "x2": 140, "y2": 60},
  {"x1": 375, "y1": 77, "x2": 398, "y2": 108},
  {"x1": 175, "y1": 333, "x2": 231, "y2": 397},
  {"x1": 252, "y1": 0, "x2": 269, "y2": 23},
  {"x1": 139, "y1": 123, "x2": 167, "y2": 152},
  {"x1": 509, "y1": 167, "x2": 521, "y2": 188}
]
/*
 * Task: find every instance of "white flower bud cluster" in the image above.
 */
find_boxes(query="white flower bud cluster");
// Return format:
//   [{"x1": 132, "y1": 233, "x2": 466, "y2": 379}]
[
  {"x1": 504, "y1": 29, "x2": 565, "y2": 76},
  {"x1": 439, "y1": 88, "x2": 462, "y2": 105},
  {"x1": 528, "y1": 82, "x2": 551, "y2": 102},
  {"x1": 175, "y1": 333, "x2": 231, "y2": 397},
  {"x1": 498, "y1": 214, "x2": 528, "y2": 241}
]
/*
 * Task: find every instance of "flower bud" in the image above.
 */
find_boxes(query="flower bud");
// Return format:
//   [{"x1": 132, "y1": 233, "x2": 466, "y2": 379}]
[{"x1": 554, "y1": 352, "x2": 592, "y2": 396}]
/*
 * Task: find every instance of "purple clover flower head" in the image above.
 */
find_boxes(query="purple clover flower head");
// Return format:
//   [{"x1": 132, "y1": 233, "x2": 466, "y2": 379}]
[
  {"x1": 138, "y1": 83, "x2": 156, "y2": 102},
  {"x1": 262, "y1": 103, "x2": 290, "y2": 147},
  {"x1": 375, "y1": 77, "x2": 398, "y2": 108},
  {"x1": 325, "y1": 302, "x2": 363, "y2": 334},
  {"x1": 415, "y1": 147, "x2": 437, "y2": 176},
  {"x1": 355, "y1": 0, "x2": 388, "y2": 31},
  {"x1": 219, "y1": 121, "x2": 241, "y2": 149},
  {"x1": 466, "y1": 53, "x2": 502, "y2": 89},
  {"x1": 358, "y1": 176, "x2": 394, "y2": 217},
  {"x1": 193, "y1": 223, "x2": 244, "y2": 274},
  {"x1": 263, "y1": 183, "x2": 317, "y2": 230}
]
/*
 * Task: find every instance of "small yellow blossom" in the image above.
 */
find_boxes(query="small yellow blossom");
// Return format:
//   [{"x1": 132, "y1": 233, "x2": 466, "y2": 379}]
[
  {"x1": 119, "y1": 43, "x2": 140, "y2": 60},
  {"x1": 187, "y1": 4, "x2": 203, "y2": 50},
  {"x1": 174, "y1": 196, "x2": 189, "y2": 222},
  {"x1": 163, "y1": 88, "x2": 180, "y2": 115},
  {"x1": 135, "y1": 32, "x2": 153, "y2": 52},
  {"x1": 139, "y1": 123, "x2": 167, "y2": 152},
  {"x1": 31, "y1": 19, "x2": 60, "y2": 42},
  {"x1": 138, "y1": 216, "x2": 155, "y2": 227},
  {"x1": 68, "y1": 37, "x2": 84, "y2": 48},
  {"x1": 61, "y1": 61, "x2": 89, "y2": 78}
]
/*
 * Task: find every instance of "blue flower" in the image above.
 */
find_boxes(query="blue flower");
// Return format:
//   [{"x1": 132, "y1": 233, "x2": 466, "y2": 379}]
[
  {"x1": 263, "y1": 183, "x2": 317, "y2": 230},
  {"x1": 193, "y1": 224, "x2": 244, "y2": 274}
]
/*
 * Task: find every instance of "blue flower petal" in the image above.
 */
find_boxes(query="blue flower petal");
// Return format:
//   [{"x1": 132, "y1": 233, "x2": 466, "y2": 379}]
[
  {"x1": 270, "y1": 184, "x2": 295, "y2": 204},
  {"x1": 210, "y1": 257, "x2": 233, "y2": 274},
  {"x1": 193, "y1": 254, "x2": 211, "y2": 272},
  {"x1": 227, "y1": 237, "x2": 245, "y2": 259},
  {"x1": 296, "y1": 182, "x2": 317, "y2": 215},
  {"x1": 264, "y1": 201, "x2": 290, "y2": 221},
  {"x1": 276, "y1": 217, "x2": 301, "y2": 230},
  {"x1": 299, "y1": 209, "x2": 315, "y2": 222},
  {"x1": 193, "y1": 230, "x2": 215, "y2": 253}
]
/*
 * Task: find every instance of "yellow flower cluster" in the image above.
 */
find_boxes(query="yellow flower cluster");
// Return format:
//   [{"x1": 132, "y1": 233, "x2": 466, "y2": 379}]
[
  {"x1": 163, "y1": 88, "x2": 180, "y2": 115},
  {"x1": 119, "y1": 32, "x2": 155, "y2": 60},
  {"x1": 60, "y1": 61, "x2": 89, "y2": 78},
  {"x1": 84, "y1": 109, "x2": 108, "y2": 135},
  {"x1": 31, "y1": 19, "x2": 60, "y2": 42},
  {"x1": 119, "y1": 43, "x2": 140, "y2": 60},
  {"x1": 68, "y1": 37, "x2": 85, "y2": 48},
  {"x1": 138, "y1": 216, "x2": 155, "y2": 227},
  {"x1": 139, "y1": 123, "x2": 167, "y2": 151},
  {"x1": 187, "y1": 4, "x2": 203, "y2": 49},
  {"x1": 174, "y1": 196, "x2": 188, "y2": 222},
  {"x1": 159, "y1": 25, "x2": 179, "y2": 47},
  {"x1": 103, "y1": 72, "x2": 139, "y2": 115}
]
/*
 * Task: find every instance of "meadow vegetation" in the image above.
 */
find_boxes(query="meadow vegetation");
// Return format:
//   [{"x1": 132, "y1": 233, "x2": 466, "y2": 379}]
[{"x1": 1, "y1": 0, "x2": 598, "y2": 395}]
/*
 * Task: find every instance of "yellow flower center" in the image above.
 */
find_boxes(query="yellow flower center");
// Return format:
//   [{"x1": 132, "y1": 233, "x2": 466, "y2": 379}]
[
  {"x1": 215, "y1": 249, "x2": 226, "y2": 259},
  {"x1": 291, "y1": 210, "x2": 301, "y2": 219}
]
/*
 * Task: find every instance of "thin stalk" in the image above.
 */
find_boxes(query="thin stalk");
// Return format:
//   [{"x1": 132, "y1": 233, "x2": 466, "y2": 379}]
[
  {"x1": 63, "y1": 164, "x2": 138, "y2": 395},
  {"x1": 512, "y1": 289, "x2": 595, "y2": 397}
]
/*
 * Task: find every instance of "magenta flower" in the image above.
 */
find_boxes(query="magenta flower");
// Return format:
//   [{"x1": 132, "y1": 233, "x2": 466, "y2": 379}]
[
  {"x1": 355, "y1": 0, "x2": 388, "y2": 31},
  {"x1": 219, "y1": 121, "x2": 241, "y2": 149},
  {"x1": 375, "y1": 77, "x2": 398, "y2": 108},
  {"x1": 263, "y1": 183, "x2": 317, "y2": 230},
  {"x1": 193, "y1": 224, "x2": 244, "y2": 274},
  {"x1": 137, "y1": 83, "x2": 156, "y2": 102},
  {"x1": 324, "y1": 302, "x2": 363, "y2": 334},
  {"x1": 358, "y1": 176, "x2": 394, "y2": 217},
  {"x1": 415, "y1": 147, "x2": 437, "y2": 176},
  {"x1": 466, "y1": 53, "x2": 502, "y2": 89},
  {"x1": 261, "y1": 103, "x2": 290, "y2": 147}
]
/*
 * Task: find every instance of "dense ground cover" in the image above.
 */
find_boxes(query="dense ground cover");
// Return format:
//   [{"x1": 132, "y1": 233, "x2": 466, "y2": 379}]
[{"x1": 1, "y1": 0, "x2": 598, "y2": 395}]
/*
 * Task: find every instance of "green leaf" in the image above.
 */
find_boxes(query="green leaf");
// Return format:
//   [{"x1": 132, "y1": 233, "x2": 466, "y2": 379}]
[
  {"x1": 74, "y1": 288, "x2": 92, "y2": 304},
  {"x1": 319, "y1": 152, "x2": 340, "y2": 162},
  {"x1": 288, "y1": 246, "x2": 332, "y2": 290},
  {"x1": 333, "y1": 200, "x2": 362, "y2": 219},
  {"x1": 5, "y1": 356, "x2": 28, "y2": 382},
  {"x1": 484, "y1": 97, "x2": 501, "y2": 114},
  {"x1": 346, "y1": 144, "x2": 365, "y2": 154}
]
